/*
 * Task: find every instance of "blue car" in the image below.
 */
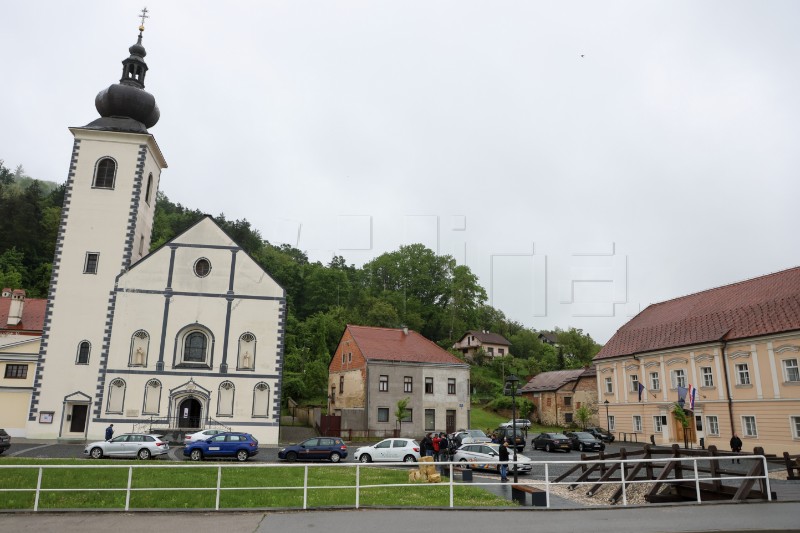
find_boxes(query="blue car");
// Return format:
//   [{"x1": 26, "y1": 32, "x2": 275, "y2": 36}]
[
  {"x1": 278, "y1": 437, "x2": 348, "y2": 463},
  {"x1": 183, "y1": 432, "x2": 259, "y2": 462}
]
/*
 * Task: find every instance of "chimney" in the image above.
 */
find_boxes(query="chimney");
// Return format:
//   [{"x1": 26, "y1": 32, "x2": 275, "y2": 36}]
[
  {"x1": 403, "y1": 326, "x2": 408, "y2": 336},
  {"x1": 7, "y1": 289, "x2": 25, "y2": 326}
]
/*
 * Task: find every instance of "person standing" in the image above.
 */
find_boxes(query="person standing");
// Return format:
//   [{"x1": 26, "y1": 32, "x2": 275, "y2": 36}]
[
  {"x1": 421, "y1": 432, "x2": 433, "y2": 457},
  {"x1": 438, "y1": 432, "x2": 450, "y2": 462},
  {"x1": 105, "y1": 424, "x2": 114, "y2": 441},
  {"x1": 432, "y1": 433, "x2": 441, "y2": 460},
  {"x1": 498, "y1": 439, "x2": 510, "y2": 482},
  {"x1": 730, "y1": 433, "x2": 743, "y2": 464}
]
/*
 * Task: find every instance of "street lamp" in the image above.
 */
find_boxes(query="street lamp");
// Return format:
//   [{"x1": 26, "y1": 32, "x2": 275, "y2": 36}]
[
  {"x1": 505, "y1": 374, "x2": 520, "y2": 483},
  {"x1": 604, "y1": 399, "x2": 610, "y2": 432}
]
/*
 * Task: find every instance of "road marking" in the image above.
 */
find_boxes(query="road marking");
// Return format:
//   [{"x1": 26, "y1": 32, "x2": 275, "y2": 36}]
[{"x1": 9, "y1": 443, "x2": 56, "y2": 457}]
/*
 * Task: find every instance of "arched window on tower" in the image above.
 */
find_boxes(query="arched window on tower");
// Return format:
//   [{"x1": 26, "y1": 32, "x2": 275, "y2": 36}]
[
  {"x1": 217, "y1": 381, "x2": 235, "y2": 417},
  {"x1": 252, "y1": 382, "x2": 271, "y2": 418},
  {"x1": 76, "y1": 341, "x2": 91, "y2": 364},
  {"x1": 145, "y1": 173, "x2": 153, "y2": 204},
  {"x1": 143, "y1": 379, "x2": 161, "y2": 415},
  {"x1": 106, "y1": 378, "x2": 126, "y2": 414},
  {"x1": 93, "y1": 158, "x2": 117, "y2": 189}
]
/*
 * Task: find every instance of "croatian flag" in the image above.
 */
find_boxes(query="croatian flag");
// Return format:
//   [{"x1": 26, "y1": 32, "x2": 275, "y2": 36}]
[
  {"x1": 638, "y1": 382, "x2": 645, "y2": 402},
  {"x1": 686, "y1": 384, "x2": 696, "y2": 410}
]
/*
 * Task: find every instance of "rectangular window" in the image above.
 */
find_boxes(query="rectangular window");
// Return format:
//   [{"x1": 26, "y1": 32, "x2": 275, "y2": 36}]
[
  {"x1": 4, "y1": 364, "x2": 28, "y2": 379},
  {"x1": 499, "y1": 348, "x2": 505, "y2": 355},
  {"x1": 487, "y1": 347, "x2": 494, "y2": 355},
  {"x1": 84, "y1": 252, "x2": 99, "y2": 274},
  {"x1": 564, "y1": 413, "x2": 573, "y2": 423},
  {"x1": 742, "y1": 415, "x2": 757, "y2": 437},
  {"x1": 425, "y1": 409, "x2": 435, "y2": 431},
  {"x1": 707, "y1": 415, "x2": 720, "y2": 436},
  {"x1": 341, "y1": 353, "x2": 345, "y2": 363},
  {"x1": 403, "y1": 408, "x2": 413, "y2": 422},
  {"x1": 377, "y1": 407, "x2": 389, "y2": 422},
  {"x1": 671, "y1": 369, "x2": 686, "y2": 389},
  {"x1": 564, "y1": 396, "x2": 572, "y2": 407},
  {"x1": 339, "y1": 376, "x2": 344, "y2": 394},
  {"x1": 695, "y1": 415, "x2": 703, "y2": 432},
  {"x1": 653, "y1": 416, "x2": 663, "y2": 433},
  {"x1": 348, "y1": 352, "x2": 352, "y2": 362},
  {"x1": 425, "y1": 377, "x2": 433, "y2": 394},
  {"x1": 629, "y1": 374, "x2": 639, "y2": 393},
  {"x1": 447, "y1": 378, "x2": 456, "y2": 395},
  {"x1": 649, "y1": 372, "x2": 660, "y2": 391},
  {"x1": 404, "y1": 376, "x2": 413, "y2": 393},
  {"x1": 633, "y1": 415, "x2": 642, "y2": 432},
  {"x1": 608, "y1": 415, "x2": 616, "y2": 431},
  {"x1": 791, "y1": 416, "x2": 800, "y2": 439},
  {"x1": 783, "y1": 359, "x2": 800, "y2": 382},
  {"x1": 736, "y1": 364, "x2": 750, "y2": 385},
  {"x1": 605, "y1": 376, "x2": 613, "y2": 394},
  {"x1": 701, "y1": 366, "x2": 714, "y2": 387},
  {"x1": 379, "y1": 375, "x2": 388, "y2": 392}
]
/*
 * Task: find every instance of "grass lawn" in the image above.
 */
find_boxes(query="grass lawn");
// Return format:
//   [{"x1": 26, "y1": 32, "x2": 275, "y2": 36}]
[
  {"x1": 470, "y1": 405, "x2": 563, "y2": 435},
  {"x1": 0, "y1": 459, "x2": 514, "y2": 510}
]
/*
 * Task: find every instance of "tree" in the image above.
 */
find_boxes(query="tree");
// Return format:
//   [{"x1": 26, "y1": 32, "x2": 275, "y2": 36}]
[
  {"x1": 672, "y1": 403, "x2": 690, "y2": 448},
  {"x1": 575, "y1": 405, "x2": 592, "y2": 429},
  {"x1": 395, "y1": 397, "x2": 410, "y2": 435}
]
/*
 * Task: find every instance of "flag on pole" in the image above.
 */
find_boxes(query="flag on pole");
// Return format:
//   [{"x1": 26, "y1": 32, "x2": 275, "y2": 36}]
[
  {"x1": 686, "y1": 384, "x2": 696, "y2": 410},
  {"x1": 638, "y1": 382, "x2": 645, "y2": 402}
]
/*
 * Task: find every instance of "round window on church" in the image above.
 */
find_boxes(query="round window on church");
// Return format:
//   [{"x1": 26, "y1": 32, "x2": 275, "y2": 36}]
[{"x1": 194, "y1": 258, "x2": 211, "y2": 278}]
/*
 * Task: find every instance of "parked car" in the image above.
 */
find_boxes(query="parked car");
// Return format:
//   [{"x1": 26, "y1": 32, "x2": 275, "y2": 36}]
[
  {"x1": 354, "y1": 438, "x2": 420, "y2": 463},
  {"x1": 84, "y1": 433, "x2": 169, "y2": 460},
  {"x1": 585, "y1": 427, "x2": 615, "y2": 443},
  {"x1": 452, "y1": 429, "x2": 492, "y2": 446},
  {"x1": 453, "y1": 443, "x2": 533, "y2": 474},
  {"x1": 184, "y1": 428, "x2": 225, "y2": 443},
  {"x1": 183, "y1": 432, "x2": 259, "y2": 462},
  {"x1": 499, "y1": 419, "x2": 532, "y2": 430},
  {"x1": 564, "y1": 431, "x2": 606, "y2": 452},
  {"x1": 278, "y1": 437, "x2": 348, "y2": 463},
  {"x1": 531, "y1": 432, "x2": 572, "y2": 453},
  {"x1": 492, "y1": 426, "x2": 526, "y2": 451},
  {"x1": 0, "y1": 429, "x2": 10, "y2": 454}
]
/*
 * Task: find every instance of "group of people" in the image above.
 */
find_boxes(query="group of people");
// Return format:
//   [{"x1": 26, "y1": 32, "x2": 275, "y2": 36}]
[{"x1": 420, "y1": 432, "x2": 453, "y2": 461}]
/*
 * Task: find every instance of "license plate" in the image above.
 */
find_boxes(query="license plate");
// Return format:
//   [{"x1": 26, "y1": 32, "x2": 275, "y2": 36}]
[{"x1": 209, "y1": 446, "x2": 220, "y2": 451}]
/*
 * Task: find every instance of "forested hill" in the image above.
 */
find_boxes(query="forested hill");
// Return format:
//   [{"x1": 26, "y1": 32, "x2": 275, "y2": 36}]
[{"x1": 0, "y1": 160, "x2": 602, "y2": 404}]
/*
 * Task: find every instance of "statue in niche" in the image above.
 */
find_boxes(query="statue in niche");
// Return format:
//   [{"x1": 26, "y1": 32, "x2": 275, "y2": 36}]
[
  {"x1": 241, "y1": 351, "x2": 251, "y2": 369},
  {"x1": 135, "y1": 346, "x2": 145, "y2": 365}
]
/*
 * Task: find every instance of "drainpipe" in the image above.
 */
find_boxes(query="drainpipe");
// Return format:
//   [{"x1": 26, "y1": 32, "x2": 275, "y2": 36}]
[{"x1": 719, "y1": 333, "x2": 735, "y2": 434}]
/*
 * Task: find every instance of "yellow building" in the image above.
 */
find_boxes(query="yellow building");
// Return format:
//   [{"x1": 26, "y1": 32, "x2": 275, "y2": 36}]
[{"x1": 593, "y1": 266, "x2": 800, "y2": 455}]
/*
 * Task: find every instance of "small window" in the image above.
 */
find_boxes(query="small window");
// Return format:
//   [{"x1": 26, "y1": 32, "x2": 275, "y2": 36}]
[
  {"x1": 252, "y1": 382, "x2": 270, "y2": 418},
  {"x1": 143, "y1": 379, "x2": 161, "y2": 415},
  {"x1": 348, "y1": 352, "x2": 352, "y2": 362},
  {"x1": 783, "y1": 359, "x2": 800, "y2": 382},
  {"x1": 499, "y1": 348, "x2": 504, "y2": 355},
  {"x1": 183, "y1": 332, "x2": 207, "y2": 362},
  {"x1": 701, "y1": 367, "x2": 714, "y2": 387},
  {"x1": 377, "y1": 407, "x2": 389, "y2": 422},
  {"x1": 791, "y1": 416, "x2": 800, "y2": 439},
  {"x1": 194, "y1": 258, "x2": 211, "y2": 278},
  {"x1": 448, "y1": 378, "x2": 456, "y2": 395},
  {"x1": 139, "y1": 235, "x2": 144, "y2": 256},
  {"x1": 425, "y1": 377, "x2": 433, "y2": 394},
  {"x1": 217, "y1": 381, "x2": 235, "y2": 417},
  {"x1": 742, "y1": 415, "x2": 757, "y2": 437},
  {"x1": 633, "y1": 415, "x2": 642, "y2": 432},
  {"x1": 563, "y1": 396, "x2": 572, "y2": 407},
  {"x1": 342, "y1": 353, "x2": 345, "y2": 363},
  {"x1": 707, "y1": 415, "x2": 720, "y2": 436},
  {"x1": 84, "y1": 252, "x2": 99, "y2": 274},
  {"x1": 605, "y1": 376, "x2": 613, "y2": 394},
  {"x1": 629, "y1": 374, "x2": 640, "y2": 393},
  {"x1": 402, "y1": 408, "x2": 412, "y2": 422},
  {"x1": 608, "y1": 415, "x2": 616, "y2": 431},
  {"x1": 425, "y1": 409, "x2": 435, "y2": 431},
  {"x1": 76, "y1": 341, "x2": 91, "y2": 364},
  {"x1": 653, "y1": 416, "x2": 663, "y2": 433},
  {"x1": 487, "y1": 347, "x2": 494, "y2": 355},
  {"x1": 650, "y1": 372, "x2": 660, "y2": 391},
  {"x1": 404, "y1": 376, "x2": 412, "y2": 393},
  {"x1": 671, "y1": 369, "x2": 686, "y2": 389},
  {"x1": 339, "y1": 376, "x2": 344, "y2": 394},
  {"x1": 379, "y1": 375, "x2": 388, "y2": 392},
  {"x1": 4, "y1": 364, "x2": 27, "y2": 379},
  {"x1": 93, "y1": 157, "x2": 116, "y2": 189},
  {"x1": 106, "y1": 378, "x2": 126, "y2": 414},
  {"x1": 736, "y1": 364, "x2": 751, "y2": 385},
  {"x1": 564, "y1": 412, "x2": 573, "y2": 423},
  {"x1": 145, "y1": 173, "x2": 153, "y2": 205}
]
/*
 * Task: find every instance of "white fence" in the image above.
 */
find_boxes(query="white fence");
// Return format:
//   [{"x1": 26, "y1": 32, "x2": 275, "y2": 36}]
[{"x1": 0, "y1": 455, "x2": 772, "y2": 512}]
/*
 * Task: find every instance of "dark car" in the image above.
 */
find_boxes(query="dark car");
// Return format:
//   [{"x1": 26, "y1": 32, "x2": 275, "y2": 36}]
[
  {"x1": 278, "y1": 437, "x2": 348, "y2": 463},
  {"x1": 531, "y1": 432, "x2": 572, "y2": 453},
  {"x1": 493, "y1": 426, "x2": 526, "y2": 451},
  {"x1": 0, "y1": 429, "x2": 10, "y2": 454},
  {"x1": 183, "y1": 431, "x2": 259, "y2": 462},
  {"x1": 564, "y1": 431, "x2": 606, "y2": 452},
  {"x1": 585, "y1": 427, "x2": 615, "y2": 443}
]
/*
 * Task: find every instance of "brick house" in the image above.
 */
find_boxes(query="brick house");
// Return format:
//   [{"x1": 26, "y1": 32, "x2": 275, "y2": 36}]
[
  {"x1": 328, "y1": 325, "x2": 470, "y2": 437},
  {"x1": 452, "y1": 330, "x2": 511, "y2": 360},
  {"x1": 519, "y1": 367, "x2": 598, "y2": 427},
  {"x1": 593, "y1": 266, "x2": 800, "y2": 454}
]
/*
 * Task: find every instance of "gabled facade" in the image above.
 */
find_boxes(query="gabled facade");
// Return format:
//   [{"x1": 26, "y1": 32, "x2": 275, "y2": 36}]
[
  {"x1": 329, "y1": 325, "x2": 470, "y2": 437},
  {"x1": 520, "y1": 368, "x2": 598, "y2": 427},
  {"x1": 593, "y1": 266, "x2": 800, "y2": 454},
  {"x1": 452, "y1": 330, "x2": 511, "y2": 360}
]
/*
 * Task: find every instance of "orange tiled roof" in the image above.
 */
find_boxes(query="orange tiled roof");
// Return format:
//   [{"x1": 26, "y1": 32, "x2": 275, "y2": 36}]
[
  {"x1": 348, "y1": 325, "x2": 466, "y2": 365},
  {"x1": 595, "y1": 266, "x2": 800, "y2": 360},
  {"x1": 0, "y1": 294, "x2": 46, "y2": 335}
]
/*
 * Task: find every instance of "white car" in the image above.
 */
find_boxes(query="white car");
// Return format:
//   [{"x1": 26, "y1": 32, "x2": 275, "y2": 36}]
[
  {"x1": 354, "y1": 438, "x2": 420, "y2": 463},
  {"x1": 84, "y1": 433, "x2": 169, "y2": 460},
  {"x1": 500, "y1": 419, "x2": 531, "y2": 430},
  {"x1": 184, "y1": 429, "x2": 225, "y2": 443},
  {"x1": 453, "y1": 443, "x2": 533, "y2": 474}
]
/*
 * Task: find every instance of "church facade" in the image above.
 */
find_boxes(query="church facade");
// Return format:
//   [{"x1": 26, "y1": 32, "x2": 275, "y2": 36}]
[{"x1": 24, "y1": 23, "x2": 285, "y2": 444}]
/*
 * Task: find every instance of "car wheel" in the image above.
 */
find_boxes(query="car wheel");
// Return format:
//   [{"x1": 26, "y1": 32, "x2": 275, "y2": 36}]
[
  {"x1": 330, "y1": 453, "x2": 341, "y2": 463},
  {"x1": 579, "y1": 443, "x2": 585, "y2": 452},
  {"x1": 286, "y1": 451, "x2": 297, "y2": 463},
  {"x1": 546, "y1": 443, "x2": 553, "y2": 453},
  {"x1": 403, "y1": 455, "x2": 416, "y2": 463},
  {"x1": 138, "y1": 448, "x2": 151, "y2": 460},
  {"x1": 90, "y1": 447, "x2": 103, "y2": 460},
  {"x1": 236, "y1": 450, "x2": 249, "y2": 462},
  {"x1": 359, "y1": 454, "x2": 372, "y2": 463},
  {"x1": 190, "y1": 449, "x2": 203, "y2": 461}
]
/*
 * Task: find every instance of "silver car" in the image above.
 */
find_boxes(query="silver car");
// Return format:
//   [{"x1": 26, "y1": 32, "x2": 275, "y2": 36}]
[
  {"x1": 84, "y1": 433, "x2": 169, "y2": 460},
  {"x1": 453, "y1": 443, "x2": 533, "y2": 474}
]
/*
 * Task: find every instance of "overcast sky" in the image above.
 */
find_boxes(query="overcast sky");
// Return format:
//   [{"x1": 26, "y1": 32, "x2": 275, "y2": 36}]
[{"x1": 4, "y1": 1, "x2": 799, "y2": 343}]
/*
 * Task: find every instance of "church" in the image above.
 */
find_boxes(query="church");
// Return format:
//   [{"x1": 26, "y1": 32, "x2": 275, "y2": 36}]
[{"x1": 22, "y1": 20, "x2": 285, "y2": 444}]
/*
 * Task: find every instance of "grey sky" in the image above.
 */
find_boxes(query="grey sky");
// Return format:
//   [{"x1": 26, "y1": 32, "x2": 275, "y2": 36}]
[{"x1": 3, "y1": 1, "x2": 799, "y2": 343}]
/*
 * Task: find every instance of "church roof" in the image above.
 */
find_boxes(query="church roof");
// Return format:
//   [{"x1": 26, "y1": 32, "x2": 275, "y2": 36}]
[
  {"x1": 347, "y1": 325, "x2": 467, "y2": 366},
  {"x1": 594, "y1": 266, "x2": 800, "y2": 360}
]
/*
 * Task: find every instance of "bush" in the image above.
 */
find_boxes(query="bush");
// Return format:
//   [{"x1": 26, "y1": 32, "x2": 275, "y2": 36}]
[{"x1": 485, "y1": 395, "x2": 534, "y2": 418}]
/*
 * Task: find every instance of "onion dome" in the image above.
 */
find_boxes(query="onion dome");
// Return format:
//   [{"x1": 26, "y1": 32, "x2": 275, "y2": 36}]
[{"x1": 84, "y1": 24, "x2": 160, "y2": 133}]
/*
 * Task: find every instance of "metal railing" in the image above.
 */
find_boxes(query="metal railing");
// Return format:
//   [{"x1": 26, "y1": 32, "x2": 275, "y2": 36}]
[{"x1": 0, "y1": 455, "x2": 772, "y2": 512}]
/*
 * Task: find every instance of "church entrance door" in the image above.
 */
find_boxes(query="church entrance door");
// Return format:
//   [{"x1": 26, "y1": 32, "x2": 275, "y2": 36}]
[
  {"x1": 69, "y1": 404, "x2": 88, "y2": 433},
  {"x1": 178, "y1": 398, "x2": 202, "y2": 429}
]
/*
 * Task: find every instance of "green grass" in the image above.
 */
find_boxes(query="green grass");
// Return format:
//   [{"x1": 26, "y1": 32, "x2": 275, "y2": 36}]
[
  {"x1": 0, "y1": 459, "x2": 514, "y2": 510},
  {"x1": 470, "y1": 405, "x2": 563, "y2": 435}
]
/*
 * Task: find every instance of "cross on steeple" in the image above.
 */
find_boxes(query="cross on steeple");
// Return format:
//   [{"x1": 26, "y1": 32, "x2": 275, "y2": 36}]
[{"x1": 138, "y1": 7, "x2": 149, "y2": 28}]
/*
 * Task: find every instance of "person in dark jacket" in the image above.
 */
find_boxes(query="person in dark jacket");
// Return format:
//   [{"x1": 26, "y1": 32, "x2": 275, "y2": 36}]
[
  {"x1": 730, "y1": 433, "x2": 743, "y2": 464},
  {"x1": 420, "y1": 433, "x2": 433, "y2": 457},
  {"x1": 105, "y1": 424, "x2": 114, "y2": 441},
  {"x1": 498, "y1": 439, "x2": 510, "y2": 482}
]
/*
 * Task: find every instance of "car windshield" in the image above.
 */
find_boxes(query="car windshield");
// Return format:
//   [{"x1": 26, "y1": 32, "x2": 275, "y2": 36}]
[
  {"x1": 574, "y1": 432, "x2": 594, "y2": 439},
  {"x1": 466, "y1": 430, "x2": 488, "y2": 438},
  {"x1": 552, "y1": 433, "x2": 569, "y2": 439}
]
